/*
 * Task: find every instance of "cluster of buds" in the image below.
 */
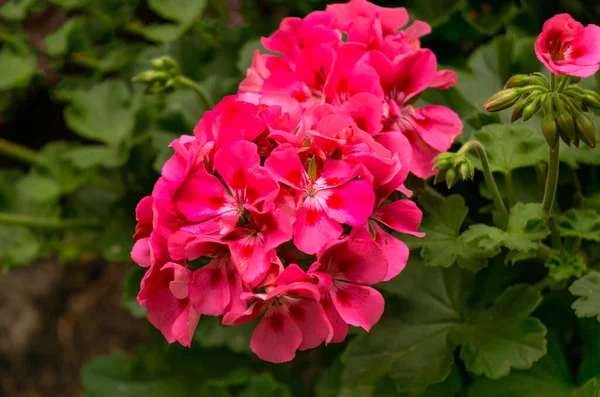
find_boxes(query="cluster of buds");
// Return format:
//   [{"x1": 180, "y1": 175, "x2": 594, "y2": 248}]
[
  {"x1": 432, "y1": 151, "x2": 475, "y2": 188},
  {"x1": 483, "y1": 73, "x2": 598, "y2": 149},
  {"x1": 133, "y1": 56, "x2": 182, "y2": 95}
]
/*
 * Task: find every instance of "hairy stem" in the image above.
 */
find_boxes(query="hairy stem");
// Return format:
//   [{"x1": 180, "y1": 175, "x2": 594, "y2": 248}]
[
  {"x1": 542, "y1": 144, "x2": 560, "y2": 214},
  {"x1": 458, "y1": 140, "x2": 509, "y2": 226},
  {"x1": 0, "y1": 212, "x2": 100, "y2": 230}
]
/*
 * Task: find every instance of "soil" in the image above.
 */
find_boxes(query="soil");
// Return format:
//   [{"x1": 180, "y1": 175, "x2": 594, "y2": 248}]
[{"x1": 0, "y1": 260, "x2": 150, "y2": 397}]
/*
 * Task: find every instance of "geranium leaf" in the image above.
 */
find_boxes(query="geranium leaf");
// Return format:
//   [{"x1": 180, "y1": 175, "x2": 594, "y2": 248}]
[
  {"x1": 239, "y1": 373, "x2": 293, "y2": 397},
  {"x1": 454, "y1": 284, "x2": 547, "y2": 379},
  {"x1": 0, "y1": 225, "x2": 40, "y2": 269},
  {"x1": 570, "y1": 272, "x2": 600, "y2": 322},
  {"x1": 468, "y1": 124, "x2": 547, "y2": 174},
  {"x1": 148, "y1": 0, "x2": 208, "y2": 24},
  {"x1": 342, "y1": 263, "x2": 471, "y2": 392},
  {"x1": 559, "y1": 209, "x2": 600, "y2": 242},
  {"x1": 64, "y1": 80, "x2": 141, "y2": 146},
  {"x1": 45, "y1": 18, "x2": 83, "y2": 57},
  {"x1": 0, "y1": 45, "x2": 37, "y2": 91},
  {"x1": 405, "y1": 195, "x2": 492, "y2": 272}
]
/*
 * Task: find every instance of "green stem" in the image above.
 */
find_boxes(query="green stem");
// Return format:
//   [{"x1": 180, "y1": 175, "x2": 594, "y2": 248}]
[
  {"x1": 556, "y1": 73, "x2": 568, "y2": 92},
  {"x1": 0, "y1": 212, "x2": 100, "y2": 230},
  {"x1": 550, "y1": 73, "x2": 557, "y2": 91},
  {"x1": 572, "y1": 237, "x2": 582, "y2": 253},
  {"x1": 572, "y1": 167, "x2": 584, "y2": 208},
  {"x1": 177, "y1": 76, "x2": 214, "y2": 109},
  {"x1": 542, "y1": 143, "x2": 560, "y2": 214},
  {"x1": 504, "y1": 171, "x2": 516, "y2": 208},
  {"x1": 0, "y1": 138, "x2": 37, "y2": 163},
  {"x1": 458, "y1": 140, "x2": 509, "y2": 226},
  {"x1": 537, "y1": 243, "x2": 553, "y2": 262},
  {"x1": 549, "y1": 215, "x2": 562, "y2": 249}
]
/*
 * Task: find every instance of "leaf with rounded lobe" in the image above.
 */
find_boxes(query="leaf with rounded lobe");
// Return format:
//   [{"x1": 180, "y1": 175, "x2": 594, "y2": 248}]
[
  {"x1": 455, "y1": 284, "x2": 547, "y2": 379},
  {"x1": 468, "y1": 124, "x2": 547, "y2": 174},
  {"x1": 570, "y1": 272, "x2": 600, "y2": 322},
  {"x1": 45, "y1": 18, "x2": 83, "y2": 57},
  {"x1": 193, "y1": 316, "x2": 253, "y2": 354},
  {"x1": 0, "y1": 0, "x2": 36, "y2": 21},
  {"x1": 0, "y1": 226, "x2": 40, "y2": 269},
  {"x1": 405, "y1": 195, "x2": 492, "y2": 272},
  {"x1": 0, "y1": 46, "x2": 36, "y2": 91},
  {"x1": 34, "y1": 142, "x2": 95, "y2": 194},
  {"x1": 64, "y1": 80, "x2": 141, "y2": 146},
  {"x1": 559, "y1": 209, "x2": 600, "y2": 242},
  {"x1": 148, "y1": 0, "x2": 208, "y2": 24},
  {"x1": 342, "y1": 263, "x2": 472, "y2": 393},
  {"x1": 239, "y1": 373, "x2": 292, "y2": 397},
  {"x1": 63, "y1": 145, "x2": 124, "y2": 169}
]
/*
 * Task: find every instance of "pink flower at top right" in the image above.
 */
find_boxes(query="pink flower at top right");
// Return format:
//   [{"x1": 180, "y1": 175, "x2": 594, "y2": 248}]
[{"x1": 535, "y1": 13, "x2": 600, "y2": 78}]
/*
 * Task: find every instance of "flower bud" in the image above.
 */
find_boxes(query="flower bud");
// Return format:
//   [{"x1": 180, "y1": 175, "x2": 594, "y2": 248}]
[
  {"x1": 504, "y1": 74, "x2": 544, "y2": 89},
  {"x1": 573, "y1": 110, "x2": 597, "y2": 148},
  {"x1": 511, "y1": 98, "x2": 527, "y2": 122},
  {"x1": 555, "y1": 98, "x2": 577, "y2": 144},
  {"x1": 542, "y1": 112, "x2": 559, "y2": 148},
  {"x1": 433, "y1": 152, "x2": 454, "y2": 170},
  {"x1": 483, "y1": 89, "x2": 522, "y2": 112},
  {"x1": 581, "y1": 94, "x2": 600, "y2": 109},
  {"x1": 433, "y1": 169, "x2": 447, "y2": 185},
  {"x1": 522, "y1": 95, "x2": 544, "y2": 121},
  {"x1": 458, "y1": 161, "x2": 474, "y2": 181},
  {"x1": 445, "y1": 168, "x2": 458, "y2": 189}
]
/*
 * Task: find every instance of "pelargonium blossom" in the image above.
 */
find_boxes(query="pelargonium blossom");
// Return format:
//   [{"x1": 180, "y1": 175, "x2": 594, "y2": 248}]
[
  {"x1": 535, "y1": 13, "x2": 600, "y2": 78},
  {"x1": 131, "y1": 0, "x2": 461, "y2": 363}
]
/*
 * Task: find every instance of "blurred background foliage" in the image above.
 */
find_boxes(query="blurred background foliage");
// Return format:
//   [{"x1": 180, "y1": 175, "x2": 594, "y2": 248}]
[{"x1": 2, "y1": 0, "x2": 600, "y2": 396}]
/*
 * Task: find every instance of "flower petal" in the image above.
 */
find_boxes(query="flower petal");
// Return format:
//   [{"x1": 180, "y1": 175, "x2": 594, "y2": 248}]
[
  {"x1": 331, "y1": 282, "x2": 384, "y2": 332},
  {"x1": 250, "y1": 308, "x2": 303, "y2": 363}
]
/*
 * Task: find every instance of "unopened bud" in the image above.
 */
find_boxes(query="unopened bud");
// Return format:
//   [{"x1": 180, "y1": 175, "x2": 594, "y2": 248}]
[
  {"x1": 542, "y1": 112, "x2": 559, "y2": 148},
  {"x1": 433, "y1": 169, "x2": 446, "y2": 185},
  {"x1": 504, "y1": 74, "x2": 544, "y2": 89},
  {"x1": 458, "y1": 161, "x2": 474, "y2": 181},
  {"x1": 132, "y1": 70, "x2": 167, "y2": 83},
  {"x1": 522, "y1": 95, "x2": 544, "y2": 121},
  {"x1": 433, "y1": 152, "x2": 454, "y2": 170},
  {"x1": 483, "y1": 89, "x2": 522, "y2": 112},
  {"x1": 151, "y1": 56, "x2": 180, "y2": 74},
  {"x1": 555, "y1": 98, "x2": 576, "y2": 144},
  {"x1": 581, "y1": 94, "x2": 600, "y2": 109},
  {"x1": 574, "y1": 110, "x2": 597, "y2": 148},
  {"x1": 445, "y1": 168, "x2": 458, "y2": 189},
  {"x1": 511, "y1": 98, "x2": 527, "y2": 122}
]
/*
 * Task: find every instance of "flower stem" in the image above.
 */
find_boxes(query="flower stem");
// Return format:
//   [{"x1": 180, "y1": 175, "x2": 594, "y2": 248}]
[
  {"x1": 458, "y1": 140, "x2": 509, "y2": 226},
  {"x1": 0, "y1": 138, "x2": 37, "y2": 163},
  {"x1": 177, "y1": 76, "x2": 214, "y2": 110},
  {"x1": 536, "y1": 243, "x2": 553, "y2": 262},
  {"x1": 556, "y1": 74, "x2": 568, "y2": 92},
  {"x1": 0, "y1": 212, "x2": 100, "y2": 230},
  {"x1": 542, "y1": 143, "x2": 560, "y2": 214}
]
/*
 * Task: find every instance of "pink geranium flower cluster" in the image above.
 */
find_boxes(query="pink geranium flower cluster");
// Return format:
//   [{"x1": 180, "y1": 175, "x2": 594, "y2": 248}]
[{"x1": 131, "y1": 0, "x2": 462, "y2": 363}]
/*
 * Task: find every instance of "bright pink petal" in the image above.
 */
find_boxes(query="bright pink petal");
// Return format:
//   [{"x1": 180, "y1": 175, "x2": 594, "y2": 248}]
[
  {"x1": 331, "y1": 282, "x2": 384, "y2": 332},
  {"x1": 294, "y1": 199, "x2": 343, "y2": 255},
  {"x1": 412, "y1": 106, "x2": 462, "y2": 152},
  {"x1": 264, "y1": 144, "x2": 309, "y2": 189},
  {"x1": 372, "y1": 199, "x2": 424, "y2": 236},
  {"x1": 250, "y1": 308, "x2": 303, "y2": 363},
  {"x1": 321, "y1": 295, "x2": 348, "y2": 343},
  {"x1": 228, "y1": 231, "x2": 271, "y2": 287},
  {"x1": 162, "y1": 262, "x2": 192, "y2": 299},
  {"x1": 431, "y1": 69, "x2": 457, "y2": 90},
  {"x1": 287, "y1": 298, "x2": 333, "y2": 350},
  {"x1": 189, "y1": 257, "x2": 230, "y2": 315},
  {"x1": 244, "y1": 166, "x2": 280, "y2": 213},
  {"x1": 131, "y1": 238, "x2": 151, "y2": 267},
  {"x1": 176, "y1": 168, "x2": 227, "y2": 222},
  {"x1": 369, "y1": 222, "x2": 410, "y2": 281},
  {"x1": 322, "y1": 180, "x2": 375, "y2": 227},
  {"x1": 214, "y1": 141, "x2": 260, "y2": 191}
]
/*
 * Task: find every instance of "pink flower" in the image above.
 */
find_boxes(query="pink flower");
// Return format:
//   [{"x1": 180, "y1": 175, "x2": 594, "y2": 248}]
[
  {"x1": 535, "y1": 14, "x2": 600, "y2": 77},
  {"x1": 223, "y1": 265, "x2": 333, "y2": 363},
  {"x1": 265, "y1": 144, "x2": 376, "y2": 254},
  {"x1": 142, "y1": 261, "x2": 200, "y2": 347},
  {"x1": 308, "y1": 235, "x2": 388, "y2": 342}
]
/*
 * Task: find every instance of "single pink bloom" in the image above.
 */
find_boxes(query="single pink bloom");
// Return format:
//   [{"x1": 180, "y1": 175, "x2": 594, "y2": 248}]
[
  {"x1": 144, "y1": 262, "x2": 200, "y2": 347},
  {"x1": 189, "y1": 254, "x2": 247, "y2": 316},
  {"x1": 176, "y1": 141, "x2": 279, "y2": 228},
  {"x1": 265, "y1": 144, "x2": 376, "y2": 254},
  {"x1": 223, "y1": 265, "x2": 333, "y2": 363},
  {"x1": 535, "y1": 14, "x2": 600, "y2": 77},
  {"x1": 308, "y1": 235, "x2": 388, "y2": 342}
]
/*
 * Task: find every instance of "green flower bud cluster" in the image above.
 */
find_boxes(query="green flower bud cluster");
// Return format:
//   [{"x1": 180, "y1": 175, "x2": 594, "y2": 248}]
[
  {"x1": 432, "y1": 152, "x2": 475, "y2": 189},
  {"x1": 133, "y1": 56, "x2": 182, "y2": 95},
  {"x1": 484, "y1": 73, "x2": 598, "y2": 149}
]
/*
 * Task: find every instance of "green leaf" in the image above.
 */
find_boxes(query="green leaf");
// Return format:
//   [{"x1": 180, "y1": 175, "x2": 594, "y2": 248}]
[
  {"x1": 560, "y1": 209, "x2": 600, "y2": 242},
  {"x1": 405, "y1": 195, "x2": 492, "y2": 272},
  {"x1": 0, "y1": 0, "x2": 36, "y2": 21},
  {"x1": 140, "y1": 24, "x2": 187, "y2": 43},
  {"x1": 405, "y1": 0, "x2": 467, "y2": 27},
  {"x1": 570, "y1": 272, "x2": 600, "y2": 322},
  {"x1": 45, "y1": 18, "x2": 82, "y2": 57},
  {"x1": 578, "y1": 320, "x2": 600, "y2": 384},
  {"x1": 316, "y1": 361, "x2": 377, "y2": 397},
  {"x1": 148, "y1": 0, "x2": 208, "y2": 24},
  {"x1": 193, "y1": 316, "x2": 253, "y2": 353},
  {"x1": 64, "y1": 80, "x2": 140, "y2": 146},
  {"x1": 48, "y1": 0, "x2": 88, "y2": 11},
  {"x1": 343, "y1": 263, "x2": 470, "y2": 393},
  {"x1": 545, "y1": 251, "x2": 586, "y2": 282},
  {"x1": 0, "y1": 225, "x2": 40, "y2": 268},
  {"x1": 81, "y1": 351, "x2": 187, "y2": 397},
  {"x1": 237, "y1": 39, "x2": 262, "y2": 74},
  {"x1": 63, "y1": 145, "x2": 124, "y2": 169},
  {"x1": 454, "y1": 284, "x2": 547, "y2": 379},
  {"x1": 14, "y1": 173, "x2": 61, "y2": 216},
  {"x1": 35, "y1": 142, "x2": 95, "y2": 194},
  {"x1": 239, "y1": 373, "x2": 293, "y2": 397},
  {"x1": 468, "y1": 124, "x2": 547, "y2": 174},
  {"x1": 467, "y1": 340, "x2": 574, "y2": 397},
  {"x1": 150, "y1": 129, "x2": 178, "y2": 173},
  {"x1": 0, "y1": 46, "x2": 36, "y2": 91}
]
